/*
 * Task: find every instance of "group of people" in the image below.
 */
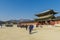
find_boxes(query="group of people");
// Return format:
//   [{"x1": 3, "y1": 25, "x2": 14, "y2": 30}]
[
  {"x1": 20, "y1": 24, "x2": 34, "y2": 34},
  {"x1": 25, "y1": 25, "x2": 34, "y2": 34}
]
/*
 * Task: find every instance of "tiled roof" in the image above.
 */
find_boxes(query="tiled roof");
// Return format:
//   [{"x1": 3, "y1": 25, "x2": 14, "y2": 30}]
[{"x1": 35, "y1": 10, "x2": 57, "y2": 17}]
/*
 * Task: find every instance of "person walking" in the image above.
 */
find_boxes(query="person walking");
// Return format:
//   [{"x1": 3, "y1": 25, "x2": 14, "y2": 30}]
[
  {"x1": 25, "y1": 25, "x2": 28, "y2": 30},
  {"x1": 0, "y1": 24, "x2": 2, "y2": 28},
  {"x1": 29, "y1": 25, "x2": 34, "y2": 34}
]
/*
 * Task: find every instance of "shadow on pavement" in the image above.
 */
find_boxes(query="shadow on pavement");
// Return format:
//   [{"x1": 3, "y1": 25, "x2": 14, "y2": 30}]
[{"x1": 30, "y1": 31, "x2": 37, "y2": 34}]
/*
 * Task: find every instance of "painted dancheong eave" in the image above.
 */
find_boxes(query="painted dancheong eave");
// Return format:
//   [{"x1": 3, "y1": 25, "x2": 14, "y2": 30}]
[{"x1": 37, "y1": 14, "x2": 53, "y2": 19}]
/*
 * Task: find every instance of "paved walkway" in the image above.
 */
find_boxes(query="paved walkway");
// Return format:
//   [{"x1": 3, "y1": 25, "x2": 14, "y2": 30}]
[{"x1": 0, "y1": 26, "x2": 60, "y2": 40}]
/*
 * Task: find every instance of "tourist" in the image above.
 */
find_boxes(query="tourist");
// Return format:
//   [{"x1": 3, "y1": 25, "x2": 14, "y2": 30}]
[
  {"x1": 29, "y1": 25, "x2": 34, "y2": 34},
  {"x1": 0, "y1": 24, "x2": 2, "y2": 28},
  {"x1": 36, "y1": 23, "x2": 39, "y2": 27},
  {"x1": 25, "y1": 25, "x2": 28, "y2": 30}
]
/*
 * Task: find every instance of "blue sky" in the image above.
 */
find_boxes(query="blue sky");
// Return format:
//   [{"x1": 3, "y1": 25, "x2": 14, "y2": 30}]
[{"x1": 0, "y1": 0, "x2": 60, "y2": 21}]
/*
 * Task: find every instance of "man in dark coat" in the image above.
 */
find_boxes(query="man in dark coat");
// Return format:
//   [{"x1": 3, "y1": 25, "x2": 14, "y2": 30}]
[
  {"x1": 0, "y1": 24, "x2": 2, "y2": 28},
  {"x1": 29, "y1": 25, "x2": 34, "y2": 34},
  {"x1": 25, "y1": 25, "x2": 28, "y2": 30}
]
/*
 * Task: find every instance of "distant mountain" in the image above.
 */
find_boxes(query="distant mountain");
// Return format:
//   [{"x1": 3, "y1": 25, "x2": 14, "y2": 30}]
[
  {"x1": 55, "y1": 16, "x2": 60, "y2": 20},
  {"x1": 5, "y1": 20, "x2": 19, "y2": 24},
  {"x1": 19, "y1": 19, "x2": 33, "y2": 22},
  {"x1": 5, "y1": 19, "x2": 34, "y2": 23},
  {"x1": 0, "y1": 21, "x2": 5, "y2": 24}
]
